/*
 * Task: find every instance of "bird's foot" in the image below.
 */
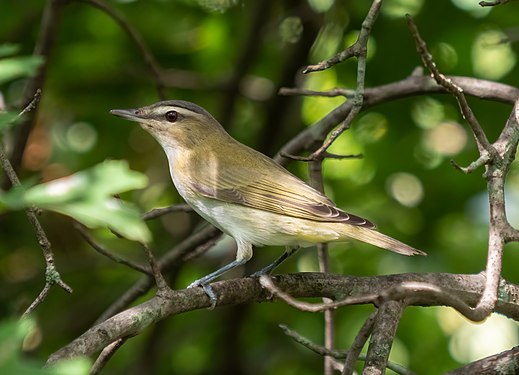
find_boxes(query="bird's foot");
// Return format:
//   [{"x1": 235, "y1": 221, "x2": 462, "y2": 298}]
[
  {"x1": 249, "y1": 246, "x2": 300, "y2": 278},
  {"x1": 187, "y1": 280, "x2": 218, "y2": 310},
  {"x1": 249, "y1": 264, "x2": 275, "y2": 278}
]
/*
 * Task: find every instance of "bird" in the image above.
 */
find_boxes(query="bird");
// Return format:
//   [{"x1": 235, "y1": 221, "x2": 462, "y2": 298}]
[{"x1": 111, "y1": 100, "x2": 426, "y2": 305}]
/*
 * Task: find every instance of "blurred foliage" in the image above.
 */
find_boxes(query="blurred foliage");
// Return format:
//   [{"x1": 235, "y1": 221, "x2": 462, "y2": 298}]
[
  {"x1": 1, "y1": 0, "x2": 519, "y2": 374},
  {"x1": 0, "y1": 160, "x2": 150, "y2": 243},
  {"x1": 0, "y1": 318, "x2": 90, "y2": 374},
  {"x1": 0, "y1": 44, "x2": 42, "y2": 85}
]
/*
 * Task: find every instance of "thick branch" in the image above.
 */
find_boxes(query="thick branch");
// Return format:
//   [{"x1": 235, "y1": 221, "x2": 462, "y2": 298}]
[
  {"x1": 94, "y1": 225, "x2": 220, "y2": 323},
  {"x1": 445, "y1": 345, "x2": 519, "y2": 374},
  {"x1": 364, "y1": 301, "x2": 405, "y2": 375},
  {"x1": 47, "y1": 272, "x2": 519, "y2": 363}
]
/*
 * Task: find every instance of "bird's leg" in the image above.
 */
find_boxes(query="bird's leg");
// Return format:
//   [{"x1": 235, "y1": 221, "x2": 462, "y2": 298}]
[
  {"x1": 187, "y1": 259, "x2": 247, "y2": 308},
  {"x1": 250, "y1": 246, "x2": 300, "y2": 277}
]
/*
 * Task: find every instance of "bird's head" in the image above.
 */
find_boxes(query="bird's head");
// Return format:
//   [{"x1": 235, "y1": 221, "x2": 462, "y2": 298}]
[{"x1": 111, "y1": 100, "x2": 227, "y2": 151}]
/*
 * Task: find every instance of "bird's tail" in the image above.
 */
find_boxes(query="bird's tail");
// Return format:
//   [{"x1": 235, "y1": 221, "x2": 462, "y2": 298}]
[{"x1": 341, "y1": 225, "x2": 426, "y2": 256}]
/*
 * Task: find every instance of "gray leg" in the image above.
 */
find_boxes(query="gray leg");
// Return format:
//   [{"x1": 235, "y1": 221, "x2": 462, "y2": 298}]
[
  {"x1": 250, "y1": 246, "x2": 300, "y2": 277},
  {"x1": 188, "y1": 259, "x2": 247, "y2": 309}
]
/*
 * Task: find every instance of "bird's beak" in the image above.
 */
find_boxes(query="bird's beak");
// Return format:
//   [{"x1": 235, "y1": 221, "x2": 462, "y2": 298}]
[{"x1": 110, "y1": 108, "x2": 143, "y2": 122}]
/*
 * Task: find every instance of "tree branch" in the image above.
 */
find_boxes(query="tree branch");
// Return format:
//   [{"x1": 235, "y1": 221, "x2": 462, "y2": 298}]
[
  {"x1": 303, "y1": 0, "x2": 382, "y2": 74},
  {"x1": 1, "y1": 92, "x2": 72, "y2": 316},
  {"x1": 405, "y1": 15, "x2": 519, "y2": 322},
  {"x1": 47, "y1": 272, "x2": 519, "y2": 363},
  {"x1": 364, "y1": 300, "x2": 405, "y2": 375},
  {"x1": 279, "y1": 324, "x2": 415, "y2": 375},
  {"x1": 342, "y1": 312, "x2": 377, "y2": 375},
  {"x1": 76, "y1": 0, "x2": 167, "y2": 100},
  {"x1": 275, "y1": 74, "x2": 519, "y2": 164},
  {"x1": 301, "y1": 0, "x2": 382, "y2": 160},
  {"x1": 75, "y1": 222, "x2": 151, "y2": 275},
  {"x1": 406, "y1": 15, "x2": 496, "y2": 159},
  {"x1": 5, "y1": 0, "x2": 69, "y2": 184},
  {"x1": 445, "y1": 345, "x2": 519, "y2": 374}
]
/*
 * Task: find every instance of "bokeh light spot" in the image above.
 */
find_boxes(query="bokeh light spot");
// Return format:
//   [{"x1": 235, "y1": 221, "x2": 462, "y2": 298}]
[
  {"x1": 324, "y1": 133, "x2": 376, "y2": 185},
  {"x1": 279, "y1": 17, "x2": 303, "y2": 44},
  {"x1": 438, "y1": 308, "x2": 519, "y2": 363},
  {"x1": 414, "y1": 145, "x2": 443, "y2": 169},
  {"x1": 302, "y1": 69, "x2": 345, "y2": 125},
  {"x1": 472, "y1": 30, "x2": 516, "y2": 80},
  {"x1": 382, "y1": 0, "x2": 424, "y2": 18},
  {"x1": 66, "y1": 122, "x2": 97, "y2": 153},
  {"x1": 451, "y1": 0, "x2": 491, "y2": 18},
  {"x1": 431, "y1": 42, "x2": 458, "y2": 71},
  {"x1": 411, "y1": 97, "x2": 445, "y2": 129},
  {"x1": 307, "y1": 0, "x2": 335, "y2": 13},
  {"x1": 240, "y1": 76, "x2": 275, "y2": 101},
  {"x1": 311, "y1": 23, "x2": 344, "y2": 62},
  {"x1": 356, "y1": 112, "x2": 388, "y2": 143},
  {"x1": 387, "y1": 172, "x2": 424, "y2": 207},
  {"x1": 423, "y1": 122, "x2": 467, "y2": 156}
]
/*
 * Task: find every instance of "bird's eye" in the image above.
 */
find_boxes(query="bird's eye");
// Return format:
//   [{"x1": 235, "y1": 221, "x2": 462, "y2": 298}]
[{"x1": 165, "y1": 111, "x2": 178, "y2": 122}]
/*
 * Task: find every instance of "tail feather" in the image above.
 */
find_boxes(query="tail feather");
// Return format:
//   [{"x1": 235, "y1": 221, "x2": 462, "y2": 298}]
[{"x1": 344, "y1": 226, "x2": 426, "y2": 256}]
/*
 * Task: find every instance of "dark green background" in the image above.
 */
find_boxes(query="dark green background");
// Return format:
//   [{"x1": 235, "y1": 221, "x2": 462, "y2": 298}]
[{"x1": 1, "y1": 0, "x2": 519, "y2": 374}]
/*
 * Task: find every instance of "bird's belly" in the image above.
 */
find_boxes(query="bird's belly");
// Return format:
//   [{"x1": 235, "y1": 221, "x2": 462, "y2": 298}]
[{"x1": 186, "y1": 197, "x2": 342, "y2": 248}]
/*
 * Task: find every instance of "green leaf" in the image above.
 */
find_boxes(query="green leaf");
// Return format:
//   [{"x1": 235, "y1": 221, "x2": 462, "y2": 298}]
[
  {"x1": 1, "y1": 160, "x2": 151, "y2": 243},
  {"x1": 0, "y1": 55, "x2": 43, "y2": 85},
  {"x1": 0, "y1": 43, "x2": 20, "y2": 58}
]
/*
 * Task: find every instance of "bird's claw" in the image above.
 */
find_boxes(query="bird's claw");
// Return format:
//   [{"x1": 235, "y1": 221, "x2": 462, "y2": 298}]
[
  {"x1": 249, "y1": 267, "x2": 272, "y2": 278},
  {"x1": 188, "y1": 281, "x2": 218, "y2": 310}
]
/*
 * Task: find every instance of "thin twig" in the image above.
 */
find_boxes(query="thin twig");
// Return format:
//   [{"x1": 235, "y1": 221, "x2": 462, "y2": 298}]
[
  {"x1": 308, "y1": 157, "x2": 334, "y2": 375},
  {"x1": 142, "y1": 243, "x2": 171, "y2": 293},
  {"x1": 342, "y1": 312, "x2": 376, "y2": 375},
  {"x1": 299, "y1": 0, "x2": 382, "y2": 160},
  {"x1": 259, "y1": 275, "x2": 377, "y2": 312},
  {"x1": 279, "y1": 87, "x2": 356, "y2": 98},
  {"x1": 479, "y1": 0, "x2": 510, "y2": 6},
  {"x1": 76, "y1": 0, "x2": 166, "y2": 99},
  {"x1": 1, "y1": 92, "x2": 72, "y2": 316},
  {"x1": 378, "y1": 282, "x2": 479, "y2": 320},
  {"x1": 95, "y1": 225, "x2": 221, "y2": 323},
  {"x1": 74, "y1": 222, "x2": 151, "y2": 275},
  {"x1": 280, "y1": 151, "x2": 362, "y2": 162},
  {"x1": 279, "y1": 324, "x2": 416, "y2": 375},
  {"x1": 279, "y1": 324, "x2": 347, "y2": 358},
  {"x1": 142, "y1": 204, "x2": 192, "y2": 221},
  {"x1": 303, "y1": 0, "x2": 382, "y2": 74},
  {"x1": 22, "y1": 284, "x2": 53, "y2": 318},
  {"x1": 5, "y1": 0, "x2": 68, "y2": 183},
  {"x1": 274, "y1": 74, "x2": 518, "y2": 165},
  {"x1": 305, "y1": 112, "x2": 359, "y2": 159},
  {"x1": 90, "y1": 337, "x2": 129, "y2": 375},
  {"x1": 18, "y1": 89, "x2": 42, "y2": 118},
  {"x1": 449, "y1": 153, "x2": 492, "y2": 174},
  {"x1": 406, "y1": 15, "x2": 497, "y2": 162}
]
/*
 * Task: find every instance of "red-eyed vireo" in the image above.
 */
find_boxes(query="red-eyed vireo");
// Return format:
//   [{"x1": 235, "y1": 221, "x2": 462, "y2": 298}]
[{"x1": 111, "y1": 100, "x2": 426, "y2": 305}]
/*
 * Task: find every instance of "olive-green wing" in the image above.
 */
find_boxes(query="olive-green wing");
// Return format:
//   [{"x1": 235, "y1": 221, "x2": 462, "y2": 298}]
[{"x1": 191, "y1": 156, "x2": 375, "y2": 228}]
